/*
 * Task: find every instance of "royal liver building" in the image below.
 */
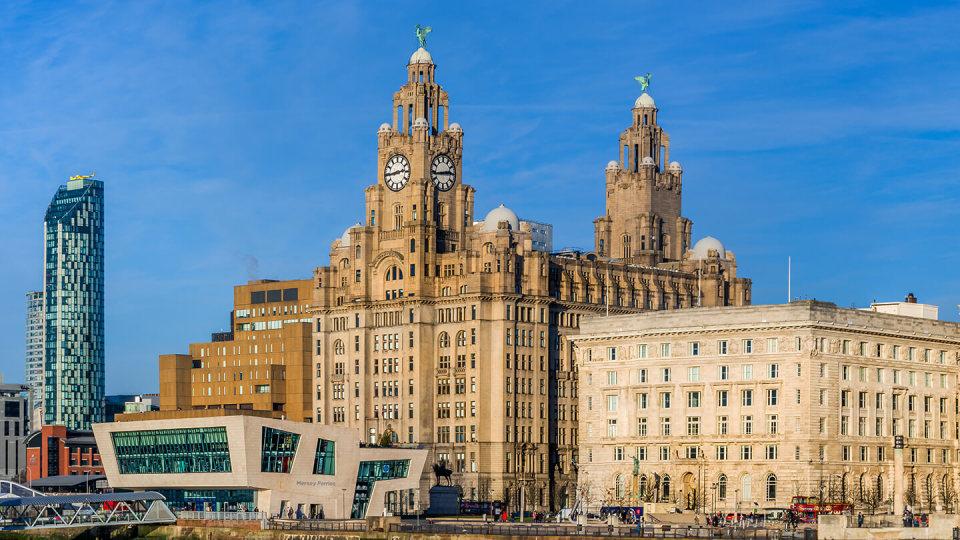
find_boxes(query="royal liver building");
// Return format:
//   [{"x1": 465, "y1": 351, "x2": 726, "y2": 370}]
[{"x1": 311, "y1": 35, "x2": 751, "y2": 512}]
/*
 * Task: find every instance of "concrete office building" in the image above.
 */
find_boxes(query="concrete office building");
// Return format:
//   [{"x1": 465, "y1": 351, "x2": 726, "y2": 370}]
[
  {"x1": 0, "y1": 384, "x2": 30, "y2": 481},
  {"x1": 571, "y1": 300, "x2": 960, "y2": 514},
  {"x1": 25, "y1": 292, "x2": 44, "y2": 419}
]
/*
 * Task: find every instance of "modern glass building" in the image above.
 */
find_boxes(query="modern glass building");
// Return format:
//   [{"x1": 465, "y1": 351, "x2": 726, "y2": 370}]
[
  {"x1": 43, "y1": 175, "x2": 105, "y2": 430},
  {"x1": 93, "y1": 413, "x2": 427, "y2": 517},
  {"x1": 24, "y1": 291, "x2": 44, "y2": 414}
]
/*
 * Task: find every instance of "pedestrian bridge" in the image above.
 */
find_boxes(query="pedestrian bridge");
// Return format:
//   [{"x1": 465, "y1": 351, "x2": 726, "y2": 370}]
[{"x1": 0, "y1": 484, "x2": 176, "y2": 531}]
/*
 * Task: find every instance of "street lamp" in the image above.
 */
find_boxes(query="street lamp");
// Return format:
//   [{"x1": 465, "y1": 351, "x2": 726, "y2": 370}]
[{"x1": 710, "y1": 482, "x2": 717, "y2": 515}]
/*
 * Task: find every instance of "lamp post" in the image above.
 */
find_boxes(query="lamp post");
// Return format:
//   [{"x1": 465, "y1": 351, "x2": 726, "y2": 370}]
[{"x1": 710, "y1": 482, "x2": 717, "y2": 515}]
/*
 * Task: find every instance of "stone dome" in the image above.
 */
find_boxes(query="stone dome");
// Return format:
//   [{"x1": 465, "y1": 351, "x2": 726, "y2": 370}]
[
  {"x1": 641, "y1": 156, "x2": 656, "y2": 166},
  {"x1": 480, "y1": 204, "x2": 520, "y2": 233},
  {"x1": 448, "y1": 122, "x2": 462, "y2": 132},
  {"x1": 691, "y1": 236, "x2": 726, "y2": 260},
  {"x1": 378, "y1": 123, "x2": 392, "y2": 133},
  {"x1": 412, "y1": 117, "x2": 429, "y2": 129},
  {"x1": 605, "y1": 160, "x2": 621, "y2": 171},
  {"x1": 339, "y1": 223, "x2": 361, "y2": 247},
  {"x1": 634, "y1": 92, "x2": 656, "y2": 108},
  {"x1": 409, "y1": 47, "x2": 433, "y2": 64},
  {"x1": 668, "y1": 161, "x2": 682, "y2": 172}
]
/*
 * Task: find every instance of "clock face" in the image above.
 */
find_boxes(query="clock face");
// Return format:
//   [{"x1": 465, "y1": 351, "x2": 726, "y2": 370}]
[
  {"x1": 431, "y1": 154, "x2": 456, "y2": 191},
  {"x1": 384, "y1": 154, "x2": 410, "y2": 191}
]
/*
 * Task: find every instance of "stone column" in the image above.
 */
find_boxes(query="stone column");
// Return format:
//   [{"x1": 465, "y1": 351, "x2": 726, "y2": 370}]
[{"x1": 893, "y1": 435, "x2": 904, "y2": 516}]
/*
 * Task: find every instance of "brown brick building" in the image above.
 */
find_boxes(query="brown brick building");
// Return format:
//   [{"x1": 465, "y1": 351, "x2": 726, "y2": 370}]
[
  {"x1": 159, "y1": 279, "x2": 314, "y2": 422},
  {"x1": 25, "y1": 424, "x2": 103, "y2": 482}
]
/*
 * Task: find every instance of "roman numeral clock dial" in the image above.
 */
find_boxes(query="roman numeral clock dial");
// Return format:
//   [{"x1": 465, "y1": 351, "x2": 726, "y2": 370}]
[
  {"x1": 384, "y1": 154, "x2": 410, "y2": 191},
  {"x1": 431, "y1": 154, "x2": 456, "y2": 191}
]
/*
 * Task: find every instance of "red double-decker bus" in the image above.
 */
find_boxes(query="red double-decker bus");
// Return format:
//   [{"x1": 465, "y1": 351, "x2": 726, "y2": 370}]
[{"x1": 789, "y1": 496, "x2": 853, "y2": 523}]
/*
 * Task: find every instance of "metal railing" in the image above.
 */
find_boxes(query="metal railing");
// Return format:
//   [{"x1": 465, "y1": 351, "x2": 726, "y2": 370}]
[
  {"x1": 177, "y1": 511, "x2": 266, "y2": 521},
  {"x1": 392, "y1": 522, "x2": 815, "y2": 538}
]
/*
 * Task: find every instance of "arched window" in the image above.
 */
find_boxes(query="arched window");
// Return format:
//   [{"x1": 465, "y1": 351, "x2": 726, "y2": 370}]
[
  {"x1": 766, "y1": 474, "x2": 777, "y2": 501},
  {"x1": 622, "y1": 235, "x2": 631, "y2": 259},
  {"x1": 334, "y1": 340, "x2": 344, "y2": 355},
  {"x1": 456, "y1": 331, "x2": 466, "y2": 347},
  {"x1": 741, "y1": 474, "x2": 752, "y2": 501},
  {"x1": 639, "y1": 476, "x2": 648, "y2": 499},
  {"x1": 439, "y1": 332, "x2": 450, "y2": 348},
  {"x1": 355, "y1": 245, "x2": 361, "y2": 259},
  {"x1": 717, "y1": 475, "x2": 727, "y2": 501},
  {"x1": 615, "y1": 475, "x2": 625, "y2": 500},
  {"x1": 662, "y1": 475, "x2": 671, "y2": 500},
  {"x1": 877, "y1": 475, "x2": 884, "y2": 500},
  {"x1": 394, "y1": 204, "x2": 403, "y2": 231}
]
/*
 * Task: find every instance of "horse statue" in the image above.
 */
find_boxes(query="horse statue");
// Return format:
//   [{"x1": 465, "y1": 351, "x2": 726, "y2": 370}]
[
  {"x1": 635, "y1": 73, "x2": 652, "y2": 93},
  {"x1": 432, "y1": 460, "x2": 453, "y2": 486},
  {"x1": 415, "y1": 24, "x2": 432, "y2": 48}
]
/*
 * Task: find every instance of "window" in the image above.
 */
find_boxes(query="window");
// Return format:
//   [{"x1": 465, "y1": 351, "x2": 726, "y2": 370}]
[
  {"x1": 607, "y1": 347, "x2": 617, "y2": 361},
  {"x1": 690, "y1": 342, "x2": 700, "y2": 356},
  {"x1": 661, "y1": 368, "x2": 671, "y2": 382},
  {"x1": 717, "y1": 390, "x2": 728, "y2": 407},
  {"x1": 688, "y1": 366, "x2": 700, "y2": 382},
  {"x1": 767, "y1": 389, "x2": 778, "y2": 406},
  {"x1": 606, "y1": 395, "x2": 619, "y2": 412},
  {"x1": 660, "y1": 418, "x2": 671, "y2": 436},
  {"x1": 766, "y1": 474, "x2": 777, "y2": 501},
  {"x1": 261, "y1": 427, "x2": 300, "y2": 473},
  {"x1": 607, "y1": 419, "x2": 618, "y2": 437},
  {"x1": 717, "y1": 416, "x2": 728, "y2": 435},
  {"x1": 660, "y1": 343, "x2": 671, "y2": 357},
  {"x1": 743, "y1": 339, "x2": 753, "y2": 354},
  {"x1": 742, "y1": 415, "x2": 753, "y2": 434},
  {"x1": 742, "y1": 389, "x2": 753, "y2": 406},
  {"x1": 766, "y1": 338, "x2": 778, "y2": 353},
  {"x1": 687, "y1": 391, "x2": 701, "y2": 408},
  {"x1": 111, "y1": 427, "x2": 232, "y2": 474},
  {"x1": 765, "y1": 445, "x2": 778, "y2": 460},
  {"x1": 687, "y1": 416, "x2": 701, "y2": 435},
  {"x1": 717, "y1": 446, "x2": 728, "y2": 460},
  {"x1": 718, "y1": 475, "x2": 728, "y2": 500},
  {"x1": 718, "y1": 340, "x2": 728, "y2": 355},
  {"x1": 742, "y1": 365, "x2": 753, "y2": 380},
  {"x1": 741, "y1": 446, "x2": 753, "y2": 460},
  {"x1": 660, "y1": 392, "x2": 671, "y2": 408},
  {"x1": 313, "y1": 439, "x2": 336, "y2": 475},
  {"x1": 768, "y1": 364, "x2": 779, "y2": 378},
  {"x1": 719, "y1": 365, "x2": 729, "y2": 380}
]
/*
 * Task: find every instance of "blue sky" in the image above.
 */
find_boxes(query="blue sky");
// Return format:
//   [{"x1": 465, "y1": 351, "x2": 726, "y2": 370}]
[{"x1": 1, "y1": 1, "x2": 958, "y2": 393}]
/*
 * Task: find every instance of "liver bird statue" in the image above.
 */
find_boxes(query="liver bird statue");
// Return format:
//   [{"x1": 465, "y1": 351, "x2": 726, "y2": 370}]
[
  {"x1": 415, "y1": 24, "x2": 432, "y2": 48},
  {"x1": 635, "y1": 73, "x2": 652, "y2": 93}
]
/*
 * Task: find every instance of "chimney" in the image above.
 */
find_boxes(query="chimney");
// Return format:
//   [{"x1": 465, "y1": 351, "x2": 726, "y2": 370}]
[{"x1": 905, "y1": 292, "x2": 917, "y2": 304}]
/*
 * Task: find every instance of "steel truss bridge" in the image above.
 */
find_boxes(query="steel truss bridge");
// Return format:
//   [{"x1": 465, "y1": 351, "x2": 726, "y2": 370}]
[{"x1": 0, "y1": 481, "x2": 176, "y2": 531}]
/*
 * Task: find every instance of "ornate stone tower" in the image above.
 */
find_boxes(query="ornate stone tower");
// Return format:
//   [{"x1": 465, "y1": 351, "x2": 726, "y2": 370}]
[
  {"x1": 593, "y1": 89, "x2": 692, "y2": 266},
  {"x1": 365, "y1": 43, "x2": 475, "y2": 259}
]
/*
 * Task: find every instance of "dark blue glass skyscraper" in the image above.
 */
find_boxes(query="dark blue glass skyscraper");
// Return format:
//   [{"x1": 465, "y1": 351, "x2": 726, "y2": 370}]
[{"x1": 43, "y1": 175, "x2": 104, "y2": 430}]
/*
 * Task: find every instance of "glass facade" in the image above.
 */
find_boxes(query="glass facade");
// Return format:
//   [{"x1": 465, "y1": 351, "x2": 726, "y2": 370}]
[
  {"x1": 43, "y1": 177, "x2": 105, "y2": 430},
  {"x1": 261, "y1": 427, "x2": 299, "y2": 473},
  {"x1": 313, "y1": 438, "x2": 335, "y2": 475},
  {"x1": 111, "y1": 427, "x2": 231, "y2": 474},
  {"x1": 351, "y1": 459, "x2": 410, "y2": 518},
  {"x1": 155, "y1": 489, "x2": 255, "y2": 512}
]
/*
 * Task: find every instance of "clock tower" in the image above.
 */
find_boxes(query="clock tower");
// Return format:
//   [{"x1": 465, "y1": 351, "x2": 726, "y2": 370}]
[{"x1": 365, "y1": 43, "x2": 475, "y2": 261}]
